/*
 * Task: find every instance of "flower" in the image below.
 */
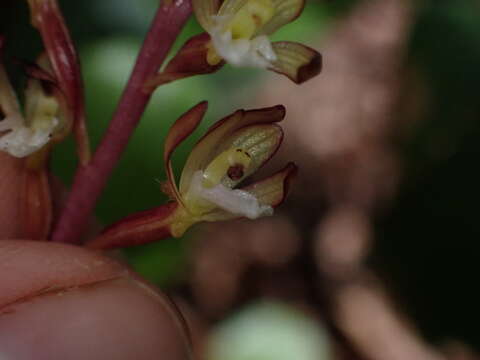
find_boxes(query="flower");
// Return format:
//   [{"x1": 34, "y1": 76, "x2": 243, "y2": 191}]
[
  {"x1": 27, "y1": 0, "x2": 90, "y2": 164},
  {"x1": 146, "y1": 0, "x2": 322, "y2": 88},
  {"x1": 0, "y1": 75, "x2": 60, "y2": 159},
  {"x1": 0, "y1": 0, "x2": 88, "y2": 161},
  {"x1": 193, "y1": 0, "x2": 321, "y2": 83},
  {"x1": 164, "y1": 102, "x2": 296, "y2": 236},
  {"x1": 0, "y1": 49, "x2": 64, "y2": 159},
  {"x1": 88, "y1": 102, "x2": 297, "y2": 250},
  {"x1": 0, "y1": 52, "x2": 56, "y2": 239}
]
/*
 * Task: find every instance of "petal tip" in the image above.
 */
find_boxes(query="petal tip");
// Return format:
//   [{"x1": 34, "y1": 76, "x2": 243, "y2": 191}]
[
  {"x1": 273, "y1": 104, "x2": 286, "y2": 118},
  {"x1": 272, "y1": 162, "x2": 298, "y2": 207},
  {"x1": 297, "y1": 51, "x2": 322, "y2": 84}
]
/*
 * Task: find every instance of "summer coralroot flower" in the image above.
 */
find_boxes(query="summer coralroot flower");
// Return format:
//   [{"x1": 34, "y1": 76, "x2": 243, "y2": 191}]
[
  {"x1": 0, "y1": 58, "x2": 62, "y2": 159},
  {"x1": 88, "y1": 102, "x2": 297, "y2": 250},
  {"x1": 194, "y1": 0, "x2": 320, "y2": 74},
  {"x1": 0, "y1": 0, "x2": 87, "y2": 161},
  {"x1": 0, "y1": 0, "x2": 86, "y2": 239},
  {"x1": 146, "y1": 0, "x2": 321, "y2": 88},
  {"x1": 0, "y1": 44, "x2": 63, "y2": 239}
]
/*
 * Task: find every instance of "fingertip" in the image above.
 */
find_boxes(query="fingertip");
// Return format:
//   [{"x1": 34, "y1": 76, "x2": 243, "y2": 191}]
[{"x1": 0, "y1": 276, "x2": 188, "y2": 360}]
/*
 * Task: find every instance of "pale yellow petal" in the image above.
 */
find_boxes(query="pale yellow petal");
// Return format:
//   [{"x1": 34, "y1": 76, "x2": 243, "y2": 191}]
[
  {"x1": 219, "y1": 123, "x2": 283, "y2": 188},
  {"x1": 242, "y1": 162, "x2": 297, "y2": 207},
  {"x1": 218, "y1": 0, "x2": 249, "y2": 17},
  {"x1": 257, "y1": 0, "x2": 305, "y2": 35},
  {"x1": 192, "y1": 0, "x2": 222, "y2": 30},
  {"x1": 179, "y1": 105, "x2": 285, "y2": 194},
  {"x1": 270, "y1": 41, "x2": 321, "y2": 84}
]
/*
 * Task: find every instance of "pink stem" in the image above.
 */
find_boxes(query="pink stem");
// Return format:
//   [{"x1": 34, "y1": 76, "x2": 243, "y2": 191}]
[{"x1": 52, "y1": 0, "x2": 192, "y2": 244}]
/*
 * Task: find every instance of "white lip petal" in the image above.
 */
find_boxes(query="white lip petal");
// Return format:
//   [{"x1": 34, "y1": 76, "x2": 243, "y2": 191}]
[
  {"x1": 201, "y1": 184, "x2": 273, "y2": 219},
  {"x1": 190, "y1": 171, "x2": 273, "y2": 219},
  {"x1": 210, "y1": 28, "x2": 277, "y2": 68},
  {"x1": 0, "y1": 116, "x2": 58, "y2": 157}
]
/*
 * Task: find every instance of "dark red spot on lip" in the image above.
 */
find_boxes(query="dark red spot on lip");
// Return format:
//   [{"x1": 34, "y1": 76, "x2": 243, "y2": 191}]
[
  {"x1": 228, "y1": 164, "x2": 245, "y2": 181},
  {"x1": 252, "y1": 14, "x2": 262, "y2": 27},
  {"x1": 236, "y1": 148, "x2": 251, "y2": 157}
]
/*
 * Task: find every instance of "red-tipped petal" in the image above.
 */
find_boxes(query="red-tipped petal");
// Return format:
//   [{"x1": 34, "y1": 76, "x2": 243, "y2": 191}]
[
  {"x1": 179, "y1": 105, "x2": 286, "y2": 193},
  {"x1": 270, "y1": 42, "x2": 322, "y2": 84},
  {"x1": 27, "y1": 0, "x2": 90, "y2": 164},
  {"x1": 196, "y1": 163, "x2": 297, "y2": 223},
  {"x1": 145, "y1": 33, "x2": 224, "y2": 90},
  {"x1": 164, "y1": 101, "x2": 208, "y2": 204},
  {"x1": 86, "y1": 202, "x2": 179, "y2": 250},
  {"x1": 242, "y1": 162, "x2": 298, "y2": 207}
]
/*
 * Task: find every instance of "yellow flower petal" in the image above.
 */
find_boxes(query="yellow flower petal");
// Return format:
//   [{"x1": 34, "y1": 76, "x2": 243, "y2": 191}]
[
  {"x1": 217, "y1": 0, "x2": 249, "y2": 18},
  {"x1": 179, "y1": 105, "x2": 285, "y2": 194},
  {"x1": 219, "y1": 123, "x2": 283, "y2": 188},
  {"x1": 256, "y1": 0, "x2": 305, "y2": 35},
  {"x1": 242, "y1": 161, "x2": 297, "y2": 207}
]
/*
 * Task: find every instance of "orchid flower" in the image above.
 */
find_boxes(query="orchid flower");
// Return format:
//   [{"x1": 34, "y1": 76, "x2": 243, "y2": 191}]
[
  {"x1": 88, "y1": 102, "x2": 297, "y2": 250},
  {"x1": 0, "y1": 60, "x2": 62, "y2": 159},
  {"x1": 0, "y1": 54, "x2": 61, "y2": 239},
  {"x1": 0, "y1": 0, "x2": 87, "y2": 162},
  {"x1": 195, "y1": 0, "x2": 322, "y2": 83},
  {"x1": 146, "y1": 0, "x2": 321, "y2": 89},
  {"x1": 0, "y1": 0, "x2": 87, "y2": 240}
]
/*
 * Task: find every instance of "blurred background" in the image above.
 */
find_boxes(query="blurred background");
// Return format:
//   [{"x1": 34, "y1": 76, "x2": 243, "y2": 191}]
[{"x1": 3, "y1": 0, "x2": 480, "y2": 359}]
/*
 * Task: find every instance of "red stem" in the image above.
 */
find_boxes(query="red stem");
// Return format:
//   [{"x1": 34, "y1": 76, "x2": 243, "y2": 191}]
[{"x1": 51, "y1": 0, "x2": 192, "y2": 244}]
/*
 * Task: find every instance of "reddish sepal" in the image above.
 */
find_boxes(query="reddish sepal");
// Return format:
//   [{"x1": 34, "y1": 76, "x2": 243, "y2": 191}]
[
  {"x1": 87, "y1": 202, "x2": 179, "y2": 250},
  {"x1": 145, "y1": 33, "x2": 224, "y2": 90}
]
